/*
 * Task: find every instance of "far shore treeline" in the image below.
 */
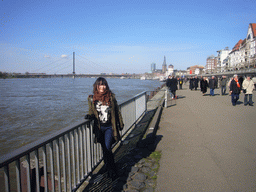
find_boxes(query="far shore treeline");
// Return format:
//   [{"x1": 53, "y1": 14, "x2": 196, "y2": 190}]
[{"x1": 0, "y1": 72, "x2": 42, "y2": 79}]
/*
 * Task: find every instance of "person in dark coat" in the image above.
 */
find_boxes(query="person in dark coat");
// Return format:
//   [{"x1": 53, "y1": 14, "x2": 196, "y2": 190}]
[
  {"x1": 209, "y1": 76, "x2": 217, "y2": 96},
  {"x1": 238, "y1": 76, "x2": 244, "y2": 88},
  {"x1": 177, "y1": 77, "x2": 183, "y2": 90},
  {"x1": 220, "y1": 76, "x2": 227, "y2": 95},
  {"x1": 230, "y1": 75, "x2": 241, "y2": 106},
  {"x1": 168, "y1": 76, "x2": 178, "y2": 99},
  {"x1": 166, "y1": 75, "x2": 171, "y2": 87},
  {"x1": 200, "y1": 77, "x2": 209, "y2": 96},
  {"x1": 189, "y1": 77, "x2": 194, "y2": 90},
  {"x1": 166, "y1": 75, "x2": 172, "y2": 97},
  {"x1": 194, "y1": 76, "x2": 199, "y2": 90}
]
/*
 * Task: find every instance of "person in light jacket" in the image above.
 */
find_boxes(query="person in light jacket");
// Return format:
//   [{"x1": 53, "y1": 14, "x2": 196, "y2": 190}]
[
  {"x1": 242, "y1": 76, "x2": 254, "y2": 106},
  {"x1": 85, "y1": 77, "x2": 124, "y2": 179}
]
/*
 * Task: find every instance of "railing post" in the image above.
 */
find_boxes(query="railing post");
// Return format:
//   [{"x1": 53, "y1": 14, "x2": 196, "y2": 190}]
[
  {"x1": 15, "y1": 159, "x2": 22, "y2": 192},
  {"x1": 145, "y1": 92, "x2": 147, "y2": 112},
  {"x1": 4, "y1": 165, "x2": 10, "y2": 192},
  {"x1": 165, "y1": 88, "x2": 168, "y2": 108}
]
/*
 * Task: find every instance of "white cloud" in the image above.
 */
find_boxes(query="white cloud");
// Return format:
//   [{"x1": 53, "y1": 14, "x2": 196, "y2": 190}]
[{"x1": 61, "y1": 54, "x2": 68, "y2": 58}]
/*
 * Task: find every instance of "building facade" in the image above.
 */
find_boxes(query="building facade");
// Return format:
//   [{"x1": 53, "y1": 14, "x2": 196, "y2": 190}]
[
  {"x1": 229, "y1": 39, "x2": 243, "y2": 70},
  {"x1": 227, "y1": 23, "x2": 255, "y2": 71},
  {"x1": 244, "y1": 23, "x2": 256, "y2": 67},
  {"x1": 216, "y1": 47, "x2": 230, "y2": 72},
  {"x1": 205, "y1": 55, "x2": 217, "y2": 73},
  {"x1": 187, "y1": 65, "x2": 204, "y2": 75},
  {"x1": 167, "y1": 64, "x2": 174, "y2": 76},
  {"x1": 205, "y1": 23, "x2": 256, "y2": 73}
]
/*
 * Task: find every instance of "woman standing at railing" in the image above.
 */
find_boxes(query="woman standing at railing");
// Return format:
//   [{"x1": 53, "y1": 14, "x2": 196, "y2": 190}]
[{"x1": 85, "y1": 77, "x2": 124, "y2": 179}]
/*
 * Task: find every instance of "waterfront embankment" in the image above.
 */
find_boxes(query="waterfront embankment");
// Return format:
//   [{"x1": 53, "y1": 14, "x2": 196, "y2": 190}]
[
  {"x1": 77, "y1": 82, "x2": 256, "y2": 192},
  {"x1": 155, "y1": 84, "x2": 256, "y2": 192}
]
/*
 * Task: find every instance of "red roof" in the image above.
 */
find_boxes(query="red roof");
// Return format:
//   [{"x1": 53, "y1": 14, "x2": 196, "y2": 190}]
[
  {"x1": 250, "y1": 23, "x2": 256, "y2": 38},
  {"x1": 232, "y1": 39, "x2": 243, "y2": 51}
]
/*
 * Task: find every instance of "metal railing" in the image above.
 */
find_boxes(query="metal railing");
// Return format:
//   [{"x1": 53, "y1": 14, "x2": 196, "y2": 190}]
[
  {"x1": 0, "y1": 91, "x2": 147, "y2": 192},
  {"x1": 119, "y1": 92, "x2": 147, "y2": 137}
]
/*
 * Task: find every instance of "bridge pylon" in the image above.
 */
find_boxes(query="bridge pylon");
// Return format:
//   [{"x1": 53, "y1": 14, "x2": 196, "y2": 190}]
[{"x1": 73, "y1": 52, "x2": 76, "y2": 78}]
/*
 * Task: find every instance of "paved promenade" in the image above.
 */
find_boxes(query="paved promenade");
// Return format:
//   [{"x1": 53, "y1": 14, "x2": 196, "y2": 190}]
[{"x1": 155, "y1": 84, "x2": 256, "y2": 191}]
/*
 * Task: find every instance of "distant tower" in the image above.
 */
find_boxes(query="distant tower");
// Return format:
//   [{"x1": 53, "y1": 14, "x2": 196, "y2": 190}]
[
  {"x1": 162, "y1": 56, "x2": 167, "y2": 73},
  {"x1": 151, "y1": 63, "x2": 156, "y2": 72}
]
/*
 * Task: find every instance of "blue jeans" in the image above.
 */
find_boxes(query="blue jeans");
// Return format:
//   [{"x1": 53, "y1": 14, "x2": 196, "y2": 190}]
[
  {"x1": 100, "y1": 126, "x2": 116, "y2": 170},
  {"x1": 244, "y1": 94, "x2": 253, "y2": 105},
  {"x1": 210, "y1": 89, "x2": 214, "y2": 96},
  {"x1": 231, "y1": 94, "x2": 239, "y2": 106},
  {"x1": 221, "y1": 86, "x2": 226, "y2": 95}
]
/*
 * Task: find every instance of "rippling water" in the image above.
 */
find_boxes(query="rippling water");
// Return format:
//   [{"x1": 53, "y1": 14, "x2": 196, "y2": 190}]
[{"x1": 0, "y1": 78, "x2": 163, "y2": 156}]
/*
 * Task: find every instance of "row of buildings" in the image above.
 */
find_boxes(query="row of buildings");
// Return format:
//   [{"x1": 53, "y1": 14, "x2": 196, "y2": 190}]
[
  {"x1": 149, "y1": 56, "x2": 187, "y2": 79},
  {"x1": 205, "y1": 23, "x2": 256, "y2": 74},
  {"x1": 150, "y1": 23, "x2": 256, "y2": 77}
]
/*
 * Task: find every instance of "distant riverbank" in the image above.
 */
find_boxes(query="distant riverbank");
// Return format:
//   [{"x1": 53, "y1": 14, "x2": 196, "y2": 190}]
[{"x1": 0, "y1": 72, "x2": 141, "y2": 79}]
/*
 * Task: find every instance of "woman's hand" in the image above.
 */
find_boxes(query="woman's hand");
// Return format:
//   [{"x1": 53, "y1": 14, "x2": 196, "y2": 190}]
[{"x1": 84, "y1": 114, "x2": 96, "y2": 120}]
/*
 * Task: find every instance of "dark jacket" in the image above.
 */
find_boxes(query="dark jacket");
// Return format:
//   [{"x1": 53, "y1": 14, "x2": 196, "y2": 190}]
[
  {"x1": 194, "y1": 78, "x2": 199, "y2": 88},
  {"x1": 209, "y1": 78, "x2": 217, "y2": 89},
  {"x1": 189, "y1": 78, "x2": 194, "y2": 89},
  {"x1": 166, "y1": 78, "x2": 171, "y2": 88},
  {"x1": 220, "y1": 78, "x2": 227, "y2": 87},
  {"x1": 230, "y1": 80, "x2": 241, "y2": 94},
  {"x1": 200, "y1": 79, "x2": 208, "y2": 93},
  {"x1": 166, "y1": 78, "x2": 177, "y2": 91},
  {"x1": 170, "y1": 78, "x2": 178, "y2": 91},
  {"x1": 87, "y1": 93, "x2": 124, "y2": 143}
]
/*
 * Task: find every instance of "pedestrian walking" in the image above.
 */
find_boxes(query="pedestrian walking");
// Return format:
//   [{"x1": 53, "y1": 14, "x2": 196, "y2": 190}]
[
  {"x1": 252, "y1": 76, "x2": 256, "y2": 90},
  {"x1": 209, "y1": 76, "x2": 217, "y2": 96},
  {"x1": 85, "y1": 77, "x2": 124, "y2": 179},
  {"x1": 228, "y1": 77, "x2": 234, "y2": 95},
  {"x1": 189, "y1": 77, "x2": 194, "y2": 90},
  {"x1": 230, "y1": 75, "x2": 241, "y2": 106},
  {"x1": 220, "y1": 76, "x2": 227, "y2": 95},
  {"x1": 238, "y1": 76, "x2": 244, "y2": 88},
  {"x1": 178, "y1": 77, "x2": 183, "y2": 89},
  {"x1": 200, "y1": 77, "x2": 209, "y2": 96},
  {"x1": 194, "y1": 76, "x2": 199, "y2": 91},
  {"x1": 166, "y1": 75, "x2": 173, "y2": 98},
  {"x1": 169, "y1": 76, "x2": 178, "y2": 99},
  {"x1": 242, "y1": 76, "x2": 254, "y2": 106}
]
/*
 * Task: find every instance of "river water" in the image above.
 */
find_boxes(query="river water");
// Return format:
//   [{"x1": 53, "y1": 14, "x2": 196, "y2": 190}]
[{"x1": 0, "y1": 78, "x2": 163, "y2": 157}]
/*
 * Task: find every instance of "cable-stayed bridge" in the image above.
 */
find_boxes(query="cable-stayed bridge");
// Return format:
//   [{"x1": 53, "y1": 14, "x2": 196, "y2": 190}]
[
  {"x1": 20, "y1": 73, "x2": 136, "y2": 78},
  {"x1": 26, "y1": 52, "x2": 138, "y2": 78}
]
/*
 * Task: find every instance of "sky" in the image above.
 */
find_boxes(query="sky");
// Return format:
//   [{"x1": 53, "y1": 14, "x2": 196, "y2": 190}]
[{"x1": 0, "y1": 0, "x2": 255, "y2": 74}]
